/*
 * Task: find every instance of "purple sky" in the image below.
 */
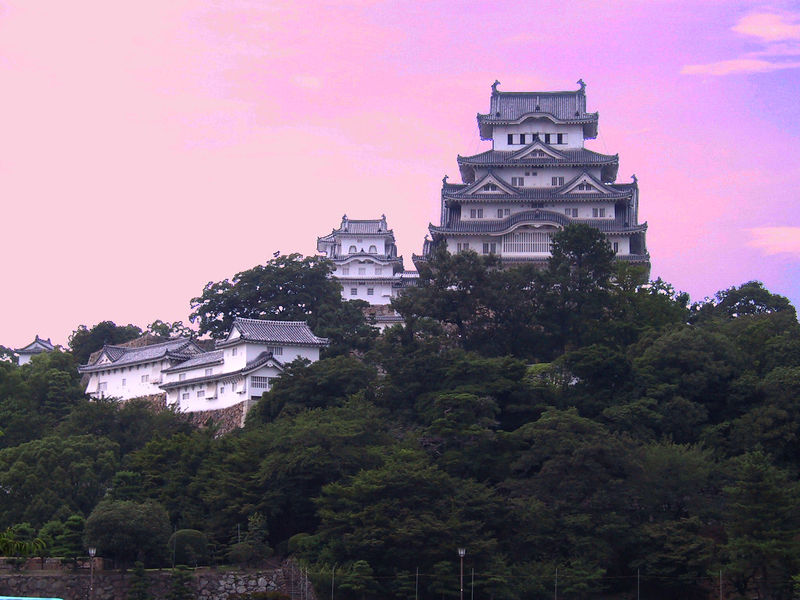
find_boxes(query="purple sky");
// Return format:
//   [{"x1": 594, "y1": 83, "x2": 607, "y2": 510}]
[{"x1": 2, "y1": 0, "x2": 799, "y2": 348}]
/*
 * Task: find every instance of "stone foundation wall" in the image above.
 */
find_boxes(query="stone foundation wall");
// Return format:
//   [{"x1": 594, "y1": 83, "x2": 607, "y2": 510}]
[
  {"x1": 183, "y1": 400, "x2": 251, "y2": 436},
  {"x1": 0, "y1": 560, "x2": 313, "y2": 600}
]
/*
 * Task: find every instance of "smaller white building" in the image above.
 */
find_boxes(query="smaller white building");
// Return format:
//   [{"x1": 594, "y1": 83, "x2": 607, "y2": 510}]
[
  {"x1": 79, "y1": 318, "x2": 328, "y2": 413},
  {"x1": 161, "y1": 318, "x2": 328, "y2": 413},
  {"x1": 79, "y1": 338, "x2": 205, "y2": 400},
  {"x1": 15, "y1": 335, "x2": 55, "y2": 365}
]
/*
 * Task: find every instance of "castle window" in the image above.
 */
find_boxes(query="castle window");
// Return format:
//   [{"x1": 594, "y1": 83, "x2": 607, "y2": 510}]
[
  {"x1": 375, "y1": 267, "x2": 383, "y2": 275},
  {"x1": 592, "y1": 208, "x2": 606, "y2": 218},
  {"x1": 141, "y1": 374, "x2": 149, "y2": 383},
  {"x1": 544, "y1": 133, "x2": 552, "y2": 144},
  {"x1": 577, "y1": 183, "x2": 594, "y2": 191},
  {"x1": 369, "y1": 245, "x2": 377, "y2": 253},
  {"x1": 551, "y1": 176, "x2": 565, "y2": 186},
  {"x1": 341, "y1": 267, "x2": 349, "y2": 275},
  {"x1": 367, "y1": 288, "x2": 374, "y2": 296},
  {"x1": 349, "y1": 245, "x2": 357, "y2": 253},
  {"x1": 220, "y1": 386, "x2": 225, "y2": 394},
  {"x1": 267, "y1": 346, "x2": 283, "y2": 355},
  {"x1": 350, "y1": 288, "x2": 357, "y2": 296},
  {"x1": 511, "y1": 177, "x2": 524, "y2": 186},
  {"x1": 482, "y1": 183, "x2": 498, "y2": 192},
  {"x1": 507, "y1": 134, "x2": 515, "y2": 145},
  {"x1": 470, "y1": 208, "x2": 484, "y2": 218},
  {"x1": 497, "y1": 209, "x2": 503, "y2": 218},
  {"x1": 197, "y1": 390, "x2": 204, "y2": 398},
  {"x1": 182, "y1": 392, "x2": 189, "y2": 400},
  {"x1": 252, "y1": 376, "x2": 271, "y2": 390},
  {"x1": 205, "y1": 368, "x2": 213, "y2": 376},
  {"x1": 179, "y1": 373, "x2": 186, "y2": 381},
  {"x1": 557, "y1": 133, "x2": 566, "y2": 144},
  {"x1": 613, "y1": 242, "x2": 619, "y2": 253},
  {"x1": 232, "y1": 347, "x2": 237, "y2": 357},
  {"x1": 482, "y1": 242, "x2": 497, "y2": 254},
  {"x1": 525, "y1": 171, "x2": 536, "y2": 176},
  {"x1": 358, "y1": 267, "x2": 366, "y2": 275},
  {"x1": 457, "y1": 242, "x2": 470, "y2": 252},
  {"x1": 121, "y1": 378, "x2": 126, "y2": 387}
]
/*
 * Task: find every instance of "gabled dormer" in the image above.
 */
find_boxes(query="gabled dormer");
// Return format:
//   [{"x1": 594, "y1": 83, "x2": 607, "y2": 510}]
[
  {"x1": 559, "y1": 171, "x2": 614, "y2": 195},
  {"x1": 460, "y1": 171, "x2": 521, "y2": 197},
  {"x1": 511, "y1": 140, "x2": 567, "y2": 162}
]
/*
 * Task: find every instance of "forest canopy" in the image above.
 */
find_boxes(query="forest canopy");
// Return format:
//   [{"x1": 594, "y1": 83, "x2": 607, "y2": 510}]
[{"x1": 1, "y1": 227, "x2": 799, "y2": 600}]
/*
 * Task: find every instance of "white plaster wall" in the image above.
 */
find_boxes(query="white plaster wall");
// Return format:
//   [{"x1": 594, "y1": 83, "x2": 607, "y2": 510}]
[
  {"x1": 338, "y1": 235, "x2": 387, "y2": 255},
  {"x1": 342, "y1": 280, "x2": 395, "y2": 304},
  {"x1": 86, "y1": 359, "x2": 171, "y2": 401},
  {"x1": 493, "y1": 123, "x2": 585, "y2": 150},
  {"x1": 607, "y1": 236, "x2": 631, "y2": 255},
  {"x1": 474, "y1": 167, "x2": 587, "y2": 186},
  {"x1": 18, "y1": 354, "x2": 33, "y2": 366}
]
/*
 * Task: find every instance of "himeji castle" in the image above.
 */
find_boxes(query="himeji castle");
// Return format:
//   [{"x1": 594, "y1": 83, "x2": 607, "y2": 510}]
[
  {"x1": 414, "y1": 81, "x2": 650, "y2": 270},
  {"x1": 317, "y1": 215, "x2": 418, "y2": 326}
]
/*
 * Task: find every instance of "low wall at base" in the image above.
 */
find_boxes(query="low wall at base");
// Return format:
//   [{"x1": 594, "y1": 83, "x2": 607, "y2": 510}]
[{"x1": 0, "y1": 561, "x2": 313, "y2": 600}]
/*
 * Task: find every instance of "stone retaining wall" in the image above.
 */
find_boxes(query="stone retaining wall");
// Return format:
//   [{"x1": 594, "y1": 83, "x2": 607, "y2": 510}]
[{"x1": 0, "y1": 560, "x2": 313, "y2": 600}]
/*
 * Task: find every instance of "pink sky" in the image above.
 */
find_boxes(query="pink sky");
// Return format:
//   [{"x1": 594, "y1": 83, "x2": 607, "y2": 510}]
[{"x1": 2, "y1": 0, "x2": 799, "y2": 348}]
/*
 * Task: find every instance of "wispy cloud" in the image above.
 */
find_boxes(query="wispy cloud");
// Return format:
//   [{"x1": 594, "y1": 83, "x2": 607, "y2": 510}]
[
  {"x1": 682, "y1": 11, "x2": 800, "y2": 75},
  {"x1": 748, "y1": 227, "x2": 800, "y2": 255}
]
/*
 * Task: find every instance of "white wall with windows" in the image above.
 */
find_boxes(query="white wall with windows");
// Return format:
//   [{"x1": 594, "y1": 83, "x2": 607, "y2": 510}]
[
  {"x1": 492, "y1": 123, "x2": 584, "y2": 150},
  {"x1": 337, "y1": 236, "x2": 388, "y2": 255},
  {"x1": 85, "y1": 358, "x2": 176, "y2": 400}
]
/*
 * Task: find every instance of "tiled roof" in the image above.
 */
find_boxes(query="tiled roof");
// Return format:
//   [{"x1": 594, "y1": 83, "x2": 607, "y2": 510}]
[
  {"x1": 16, "y1": 335, "x2": 55, "y2": 354},
  {"x1": 220, "y1": 318, "x2": 328, "y2": 347},
  {"x1": 162, "y1": 350, "x2": 224, "y2": 373},
  {"x1": 79, "y1": 338, "x2": 201, "y2": 372},
  {"x1": 458, "y1": 148, "x2": 617, "y2": 166},
  {"x1": 479, "y1": 89, "x2": 597, "y2": 123},
  {"x1": 444, "y1": 185, "x2": 632, "y2": 201},
  {"x1": 430, "y1": 209, "x2": 648, "y2": 235},
  {"x1": 320, "y1": 215, "x2": 393, "y2": 239},
  {"x1": 160, "y1": 351, "x2": 283, "y2": 390}
]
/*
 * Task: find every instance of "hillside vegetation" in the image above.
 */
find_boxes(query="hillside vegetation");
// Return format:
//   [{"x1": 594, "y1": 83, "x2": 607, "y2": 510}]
[{"x1": 1, "y1": 226, "x2": 798, "y2": 600}]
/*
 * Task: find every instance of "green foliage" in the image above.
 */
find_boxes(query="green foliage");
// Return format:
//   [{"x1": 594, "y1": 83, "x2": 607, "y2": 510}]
[
  {"x1": 0, "y1": 435, "x2": 119, "y2": 527},
  {"x1": 189, "y1": 253, "x2": 375, "y2": 354},
  {"x1": 0, "y1": 242, "x2": 798, "y2": 600},
  {"x1": 127, "y1": 561, "x2": 153, "y2": 600},
  {"x1": 84, "y1": 500, "x2": 171, "y2": 568},
  {"x1": 147, "y1": 319, "x2": 196, "y2": 339},
  {"x1": 168, "y1": 529, "x2": 209, "y2": 567},
  {"x1": 165, "y1": 565, "x2": 194, "y2": 600},
  {"x1": 248, "y1": 355, "x2": 377, "y2": 424},
  {"x1": 68, "y1": 321, "x2": 142, "y2": 365}
]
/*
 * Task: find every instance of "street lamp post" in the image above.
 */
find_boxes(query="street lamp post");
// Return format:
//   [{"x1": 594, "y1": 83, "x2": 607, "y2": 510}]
[
  {"x1": 88, "y1": 547, "x2": 96, "y2": 600},
  {"x1": 458, "y1": 548, "x2": 466, "y2": 600}
]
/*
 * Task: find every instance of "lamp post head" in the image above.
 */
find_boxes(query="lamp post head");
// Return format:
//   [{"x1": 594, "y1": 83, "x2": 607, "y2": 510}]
[
  {"x1": 88, "y1": 547, "x2": 96, "y2": 557},
  {"x1": 458, "y1": 547, "x2": 466, "y2": 558}
]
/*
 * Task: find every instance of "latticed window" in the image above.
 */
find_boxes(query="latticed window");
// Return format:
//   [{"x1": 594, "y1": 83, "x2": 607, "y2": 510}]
[
  {"x1": 252, "y1": 376, "x2": 272, "y2": 389},
  {"x1": 503, "y1": 231, "x2": 553, "y2": 253},
  {"x1": 266, "y1": 346, "x2": 283, "y2": 355}
]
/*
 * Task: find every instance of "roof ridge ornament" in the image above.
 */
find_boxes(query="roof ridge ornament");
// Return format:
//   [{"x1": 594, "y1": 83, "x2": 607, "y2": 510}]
[
  {"x1": 442, "y1": 174, "x2": 448, "y2": 184},
  {"x1": 577, "y1": 78, "x2": 586, "y2": 92},
  {"x1": 631, "y1": 173, "x2": 638, "y2": 184},
  {"x1": 491, "y1": 80, "x2": 501, "y2": 95}
]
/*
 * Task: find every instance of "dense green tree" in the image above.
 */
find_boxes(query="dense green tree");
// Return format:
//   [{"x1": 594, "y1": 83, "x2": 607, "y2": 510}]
[
  {"x1": 189, "y1": 253, "x2": 375, "y2": 354},
  {"x1": 68, "y1": 321, "x2": 142, "y2": 365},
  {"x1": 146, "y1": 319, "x2": 196, "y2": 339},
  {"x1": 127, "y1": 561, "x2": 153, "y2": 600},
  {"x1": 248, "y1": 355, "x2": 377, "y2": 423},
  {"x1": 539, "y1": 224, "x2": 616, "y2": 352},
  {"x1": 84, "y1": 500, "x2": 171, "y2": 568},
  {"x1": 720, "y1": 452, "x2": 800, "y2": 600},
  {"x1": 692, "y1": 281, "x2": 795, "y2": 322},
  {"x1": 168, "y1": 529, "x2": 209, "y2": 567},
  {"x1": 165, "y1": 565, "x2": 195, "y2": 600},
  {"x1": 309, "y1": 448, "x2": 505, "y2": 600},
  {"x1": 0, "y1": 435, "x2": 119, "y2": 528}
]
